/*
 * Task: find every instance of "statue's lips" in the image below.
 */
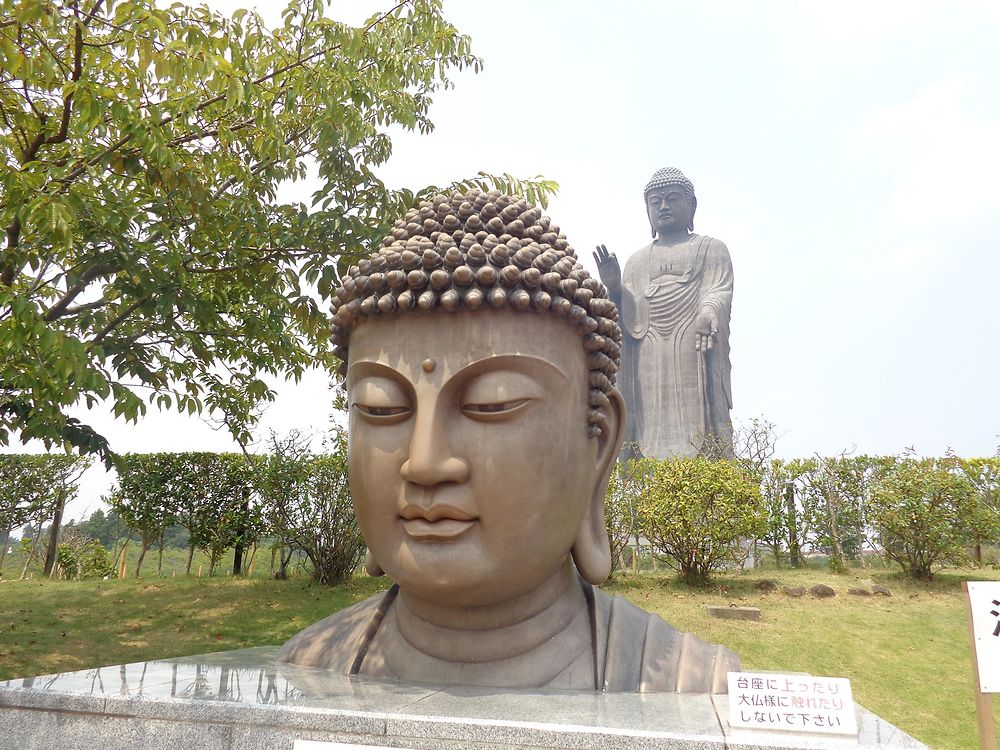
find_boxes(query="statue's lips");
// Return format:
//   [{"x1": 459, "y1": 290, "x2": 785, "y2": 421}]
[
  {"x1": 400, "y1": 504, "x2": 477, "y2": 540},
  {"x1": 402, "y1": 517, "x2": 476, "y2": 540}
]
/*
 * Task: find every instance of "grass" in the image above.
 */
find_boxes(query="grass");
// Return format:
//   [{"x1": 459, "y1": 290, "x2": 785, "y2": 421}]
[
  {"x1": 0, "y1": 563, "x2": 997, "y2": 749},
  {"x1": 606, "y1": 565, "x2": 999, "y2": 749},
  {"x1": 0, "y1": 575, "x2": 387, "y2": 678}
]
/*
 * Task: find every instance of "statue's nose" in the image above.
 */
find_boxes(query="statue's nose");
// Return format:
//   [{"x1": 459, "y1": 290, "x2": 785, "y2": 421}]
[{"x1": 400, "y1": 407, "x2": 470, "y2": 487}]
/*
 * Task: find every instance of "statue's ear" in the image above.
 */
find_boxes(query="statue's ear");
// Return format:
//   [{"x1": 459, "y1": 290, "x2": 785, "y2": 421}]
[{"x1": 572, "y1": 388, "x2": 627, "y2": 584}]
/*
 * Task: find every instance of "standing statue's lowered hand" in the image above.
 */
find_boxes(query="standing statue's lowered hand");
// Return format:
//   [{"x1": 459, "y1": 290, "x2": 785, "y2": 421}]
[{"x1": 693, "y1": 309, "x2": 719, "y2": 353}]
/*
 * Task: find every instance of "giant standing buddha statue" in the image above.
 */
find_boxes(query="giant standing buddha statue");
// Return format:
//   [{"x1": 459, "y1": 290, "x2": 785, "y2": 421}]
[
  {"x1": 278, "y1": 189, "x2": 739, "y2": 692},
  {"x1": 594, "y1": 168, "x2": 734, "y2": 458}
]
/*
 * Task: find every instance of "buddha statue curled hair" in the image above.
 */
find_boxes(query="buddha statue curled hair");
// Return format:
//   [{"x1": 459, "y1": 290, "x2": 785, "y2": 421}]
[{"x1": 329, "y1": 189, "x2": 623, "y2": 438}]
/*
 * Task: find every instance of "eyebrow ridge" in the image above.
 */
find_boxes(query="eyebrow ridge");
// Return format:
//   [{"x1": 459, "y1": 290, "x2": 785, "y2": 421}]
[{"x1": 348, "y1": 354, "x2": 570, "y2": 386}]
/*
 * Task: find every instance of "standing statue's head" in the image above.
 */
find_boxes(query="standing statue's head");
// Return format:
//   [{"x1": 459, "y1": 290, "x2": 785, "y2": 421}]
[
  {"x1": 328, "y1": 190, "x2": 626, "y2": 607},
  {"x1": 644, "y1": 167, "x2": 697, "y2": 237}
]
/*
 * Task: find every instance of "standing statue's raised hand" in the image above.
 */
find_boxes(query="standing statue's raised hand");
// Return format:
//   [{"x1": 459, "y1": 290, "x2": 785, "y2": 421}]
[{"x1": 593, "y1": 244, "x2": 622, "y2": 301}]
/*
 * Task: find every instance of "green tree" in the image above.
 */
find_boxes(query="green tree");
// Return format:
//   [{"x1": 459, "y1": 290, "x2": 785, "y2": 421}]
[
  {"x1": 0, "y1": 0, "x2": 555, "y2": 464},
  {"x1": 758, "y1": 458, "x2": 793, "y2": 566},
  {"x1": 110, "y1": 453, "x2": 180, "y2": 576},
  {"x1": 260, "y1": 427, "x2": 362, "y2": 585},
  {"x1": 958, "y1": 455, "x2": 1000, "y2": 563},
  {"x1": 635, "y1": 457, "x2": 765, "y2": 586},
  {"x1": 0, "y1": 453, "x2": 89, "y2": 576},
  {"x1": 181, "y1": 452, "x2": 261, "y2": 576},
  {"x1": 870, "y1": 456, "x2": 990, "y2": 581}
]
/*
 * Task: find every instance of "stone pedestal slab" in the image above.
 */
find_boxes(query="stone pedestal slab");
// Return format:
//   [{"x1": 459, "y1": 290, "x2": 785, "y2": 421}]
[{"x1": 0, "y1": 646, "x2": 926, "y2": 749}]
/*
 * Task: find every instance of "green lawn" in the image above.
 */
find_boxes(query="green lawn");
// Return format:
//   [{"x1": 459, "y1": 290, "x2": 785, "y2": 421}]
[{"x1": 0, "y1": 565, "x2": 996, "y2": 749}]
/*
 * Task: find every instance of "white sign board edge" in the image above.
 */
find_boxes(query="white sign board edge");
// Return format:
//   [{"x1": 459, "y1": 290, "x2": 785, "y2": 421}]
[
  {"x1": 727, "y1": 671, "x2": 858, "y2": 737},
  {"x1": 293, "y1": 742, "x2": 407, "y2": 750},
  {"x1": 966, "y1": 580, "x2": 1000, "y2": 693}
]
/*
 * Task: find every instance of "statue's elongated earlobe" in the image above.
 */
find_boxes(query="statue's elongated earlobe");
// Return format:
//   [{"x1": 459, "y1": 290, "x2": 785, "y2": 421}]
[
  {"x1": 365, "y1": 548, "x2": 384, "y2": 577},
  {"x1": 572, "y1": 389, "x2": 627, "y2": 584}
]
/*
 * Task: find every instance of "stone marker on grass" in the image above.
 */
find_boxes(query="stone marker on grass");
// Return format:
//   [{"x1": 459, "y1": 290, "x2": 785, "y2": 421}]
[
  {"x1": 809, "y1": 583, "x2": 836, "y2": 598},
  {"x1": 706, "y1": 605, "x2": 762, "y2": 621}
]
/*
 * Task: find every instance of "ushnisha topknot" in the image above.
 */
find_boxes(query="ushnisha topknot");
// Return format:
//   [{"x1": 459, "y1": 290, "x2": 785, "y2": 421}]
[{"x1": 329, "y1": 188, "x2": 623, "y2": 438}]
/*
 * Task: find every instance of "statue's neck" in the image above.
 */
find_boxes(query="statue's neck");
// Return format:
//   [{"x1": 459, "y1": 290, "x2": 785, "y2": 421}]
[
  {"x1": 371, "y1": 561, "x2": 593, "y2": 684},
  {"x1": 654, "y1": 229, "x2": 692, "y2": 247}
]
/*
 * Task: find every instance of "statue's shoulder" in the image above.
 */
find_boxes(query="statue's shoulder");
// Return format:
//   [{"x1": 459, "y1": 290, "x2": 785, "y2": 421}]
[
  {"x1": 692, "y1": 233, "x2": 731, "y2": 258},
  {"x1": 277, "y1": 587, "x2": 393, "y2": 672},
  {"x1": 594, "y1": 587, "x2": 739, "y2": 693},
  {"x1": 621, "y1": 242, "x2": 654, "y2": 287}
]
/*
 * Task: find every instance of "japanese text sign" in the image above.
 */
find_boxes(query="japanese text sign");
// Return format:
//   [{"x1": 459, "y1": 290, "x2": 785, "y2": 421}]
[
  {"x1": 966, "y1": 581, "x2": 1000, "y2": 693},
  {"x1": 728, "y1": 671, "x2": 858, "y2": 736}
]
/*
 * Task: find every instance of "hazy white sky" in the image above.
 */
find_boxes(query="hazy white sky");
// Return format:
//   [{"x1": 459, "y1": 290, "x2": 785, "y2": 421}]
[{"x1": 9, "y1": 0, "x2": 1000, "y2": 521}]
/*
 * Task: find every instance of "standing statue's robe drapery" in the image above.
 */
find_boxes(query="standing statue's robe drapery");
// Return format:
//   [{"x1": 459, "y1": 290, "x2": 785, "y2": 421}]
[
  {"x1": 620, "y1": 234, "x2": 733, "y2": 458},
  {"x1": 277, "y1": 576, "x2": 738, "y2": 693}
]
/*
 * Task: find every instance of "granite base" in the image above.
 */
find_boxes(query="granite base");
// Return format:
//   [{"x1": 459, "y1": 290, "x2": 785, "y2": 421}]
[{"x1": 0, "y1": 646, "x2": 926, "y2": 749}]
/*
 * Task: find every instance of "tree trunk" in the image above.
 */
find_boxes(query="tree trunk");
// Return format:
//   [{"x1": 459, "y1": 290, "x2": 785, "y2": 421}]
[
  {"x1": 233, "y1": 543, "x2": 244, "y2": 576},
  {"x1": 825, "y1": 484, "x2": 845, "y2": 573},
  {"x1": 186, "y1": 542, "x2": 195, "y2": 576},
  {"x1": 20, "y1": 527, "x2": 43, "y2": 579},
  {"x1": 785, "y1": 483, "x2": 802, "y2": 568},
  {"x1": 0, "y1": 527, "x2": 10, "y2": 574},
  {"x1": 157, "y1": 531, "x2": 165, "y2": 576},
  {"x1": 116, "y1": 538, "x2": 129, "y2": 578},
  {"x1": 276, "y1": 545, "x2": 292, "y2": 580},
  {"x1": 245, "y1": 543, "x2": 257, "y2": 577},
  {"x1": 232, "y1": 497, "x2": 249, "y2": 576},
  {"x1": 134, "y1": 539, "x2": 150, "y2": 578},
  {"x1": 111, "y1": 517, "x2": 123, "y2": 562},
  {"x1": 43, "y1": 491, "x2": 67, "y2": 577}
]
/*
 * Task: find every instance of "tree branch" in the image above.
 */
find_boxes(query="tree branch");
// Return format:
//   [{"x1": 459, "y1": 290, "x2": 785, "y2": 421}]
[
  {"x1": 43, "y1": 261, "x2": 120, "y2": 321},
  {"x1": 90, "y1": 295, "x2": 152, "y2": 346}
]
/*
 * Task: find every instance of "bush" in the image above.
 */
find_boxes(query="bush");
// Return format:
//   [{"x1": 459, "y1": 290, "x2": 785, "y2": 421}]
[
  {"x1": 261, "y1": 429, "x2": 365, "y2": 585},
  {"x1": 636, "y1": 457, "x2": 765, "y2": 586},
  {"x1": 79, "y1": 540, "x2": 115, "y2": 579},
  {"x1": 55, "y1": 544, "x2": 78, "y2": 579},
  {"x1": 871, "y1": 456, "x2": 992, "y2": 581}
]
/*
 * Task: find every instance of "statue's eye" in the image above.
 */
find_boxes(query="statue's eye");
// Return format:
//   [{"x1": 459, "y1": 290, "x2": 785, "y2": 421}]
[
  {"x1": 354, "y1": 404, "x2": 411, "y2": 422},
  {"x1": 461, "y1": 399, "x2": 530, "y2": 420}
]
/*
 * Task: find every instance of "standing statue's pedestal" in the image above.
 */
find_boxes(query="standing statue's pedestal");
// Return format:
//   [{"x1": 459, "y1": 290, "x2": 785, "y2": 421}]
[{"x1": 0, "y1": 647, "x2": 925, "y2": 749}]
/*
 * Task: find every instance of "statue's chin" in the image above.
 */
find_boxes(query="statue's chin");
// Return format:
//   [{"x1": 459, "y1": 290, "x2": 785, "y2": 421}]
[{"x1": 388, "y1": 554, "x2": 574, "y2": 610}]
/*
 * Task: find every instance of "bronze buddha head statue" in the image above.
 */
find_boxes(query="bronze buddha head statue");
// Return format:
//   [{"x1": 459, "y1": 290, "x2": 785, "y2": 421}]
[{"x1": 328, "y1": 189, "x2": 627, "y2": 601}]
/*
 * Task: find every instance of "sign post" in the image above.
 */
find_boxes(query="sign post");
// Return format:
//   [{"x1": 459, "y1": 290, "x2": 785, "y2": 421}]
[{"x1": 964, "y1": 581, "x2": 999, "y2": 750}]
